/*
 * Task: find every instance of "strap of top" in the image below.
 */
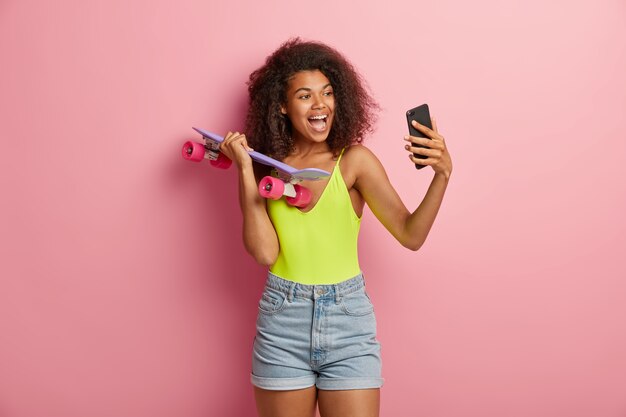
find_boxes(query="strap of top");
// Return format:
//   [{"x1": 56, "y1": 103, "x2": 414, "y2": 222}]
[{"x1": 336, "y1": 147, "x2": 346, "y2": 165}]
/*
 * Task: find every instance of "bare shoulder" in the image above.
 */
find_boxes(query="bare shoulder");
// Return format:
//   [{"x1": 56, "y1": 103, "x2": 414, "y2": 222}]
[
  {"x1": 342, "y1": 144, "x2": 388, "y2": 188},
  {"x1": 343, "y1": 144, "x2": 384, "y2": 171}
]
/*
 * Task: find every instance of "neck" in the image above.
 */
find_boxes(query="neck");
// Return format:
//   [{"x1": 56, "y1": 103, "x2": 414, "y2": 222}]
[{"x1": 291, "y1": 138, "x2": 330, "y2": 158}]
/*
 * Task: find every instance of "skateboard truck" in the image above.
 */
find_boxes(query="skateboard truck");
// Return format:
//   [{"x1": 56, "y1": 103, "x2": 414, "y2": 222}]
[
  {"x1": 182, "y1": 139, "x2": 232, "y2": 169},
  {"x1": 258, "y1": 176, "x2": 311, "y2": 207}
]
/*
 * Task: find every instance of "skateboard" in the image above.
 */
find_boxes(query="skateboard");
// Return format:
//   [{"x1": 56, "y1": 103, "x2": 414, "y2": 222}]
[{"x1": 182, "y1": 127, "x2": 331, "y2": 208}]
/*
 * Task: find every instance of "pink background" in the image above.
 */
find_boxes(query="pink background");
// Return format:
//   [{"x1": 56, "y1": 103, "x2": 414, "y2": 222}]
[{"x1": 1, "y1": 0, "x2": 625, "y2": 416}]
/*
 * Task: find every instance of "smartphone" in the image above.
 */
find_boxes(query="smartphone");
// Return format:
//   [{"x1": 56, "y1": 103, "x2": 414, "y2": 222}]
[{"x1": 406, "y1": 103, "x2": 432, "y2": 170}]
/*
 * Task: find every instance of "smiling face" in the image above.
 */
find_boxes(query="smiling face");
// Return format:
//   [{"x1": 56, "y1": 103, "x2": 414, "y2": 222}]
[{"x1": 280, "y1": 70, "x2": 335, "y2": 145}]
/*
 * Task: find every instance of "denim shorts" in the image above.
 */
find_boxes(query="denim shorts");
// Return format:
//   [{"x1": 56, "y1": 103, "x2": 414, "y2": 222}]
[{"x1": 251, "y1": 272, "x2": 384, "y2": 391}]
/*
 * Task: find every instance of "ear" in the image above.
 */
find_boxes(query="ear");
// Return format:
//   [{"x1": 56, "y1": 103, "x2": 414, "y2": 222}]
[{"x1": 280, "y1": 104, "x2": 287, "y2": 115}]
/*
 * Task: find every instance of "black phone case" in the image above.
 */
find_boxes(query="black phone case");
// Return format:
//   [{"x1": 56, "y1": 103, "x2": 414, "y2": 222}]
[{"x1": 406, "y1": 103, "x2": 432, "y2": 170}]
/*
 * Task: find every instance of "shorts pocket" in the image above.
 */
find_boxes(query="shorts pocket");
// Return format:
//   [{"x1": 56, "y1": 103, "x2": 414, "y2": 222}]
[
  {"x1": 258, "y1": 288, "x2": 287, "y2": 316},
  {"x1": 340, "y1": 288, "x2": 374, "y2": 316}
]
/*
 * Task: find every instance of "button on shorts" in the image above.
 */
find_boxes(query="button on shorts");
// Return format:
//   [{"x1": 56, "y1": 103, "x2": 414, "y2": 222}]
[{"x1": 251, "y1": 272, "x2": 384, "y2": 391}]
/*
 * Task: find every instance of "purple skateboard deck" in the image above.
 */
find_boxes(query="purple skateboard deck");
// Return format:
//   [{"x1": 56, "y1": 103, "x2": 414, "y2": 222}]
[{"x1": 193, "y1": 127, "x2": 331, "y2": 181}]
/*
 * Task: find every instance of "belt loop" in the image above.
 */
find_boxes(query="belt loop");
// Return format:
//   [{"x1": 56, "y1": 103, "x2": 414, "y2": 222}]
[
  {"x1": 287, "y1": 282, "x2": 296, "y2": 303},
  {"x1": 334, "y1": 284, "x2": 341, "y2": 304}
]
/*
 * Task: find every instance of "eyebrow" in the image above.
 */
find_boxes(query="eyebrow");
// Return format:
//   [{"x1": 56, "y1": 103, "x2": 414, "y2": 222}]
[{"x1": 293, "y1": 84, "x2": 333, "y2": 94}]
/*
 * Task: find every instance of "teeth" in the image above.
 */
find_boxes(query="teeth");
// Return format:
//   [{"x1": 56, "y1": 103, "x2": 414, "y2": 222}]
[{"x1": 309, "y1": 115, "x2": 327, "y2": 120}]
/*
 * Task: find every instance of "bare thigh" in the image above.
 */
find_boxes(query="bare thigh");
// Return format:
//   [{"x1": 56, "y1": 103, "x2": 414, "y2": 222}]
[
  {"x1": 254, "y1": 386, "x2": 318, "y2": 417},
  {"x1": 317, "y1": 389, "x2": 380, "y2": 417}
]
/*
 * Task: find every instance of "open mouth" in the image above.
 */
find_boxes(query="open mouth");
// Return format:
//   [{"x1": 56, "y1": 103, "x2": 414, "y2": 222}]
[{"x1": 307, "y1": 114, "x2": 328, "y2": 133}]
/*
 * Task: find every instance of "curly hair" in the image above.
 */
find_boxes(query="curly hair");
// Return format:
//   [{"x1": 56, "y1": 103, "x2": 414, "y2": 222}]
[{"x1": 244, "y1": 38, "x2": 379, "y2": 160}]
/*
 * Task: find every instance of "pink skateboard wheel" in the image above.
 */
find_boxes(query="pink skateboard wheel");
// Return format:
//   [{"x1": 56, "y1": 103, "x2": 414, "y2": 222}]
[
  {"x1": 209, "y1": 153, "x2": 232, "y2": 169},
  {"x1": 285, "y1": 184, "x2": 311, "y2": 208},
  {"x1": 258, "y1": 176, "x2": 285, "y2": 200},
  {"x1": 182, "y1": 141, "x2": 205, "y2": 162}
]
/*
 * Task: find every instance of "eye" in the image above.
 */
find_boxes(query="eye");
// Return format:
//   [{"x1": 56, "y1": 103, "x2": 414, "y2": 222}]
[
  {"x1": 324, "y1": 91, "x2": 334, "y2": 96},
  {"x1": 299, "y1": 94, "x2": 311, "y2": 100}
]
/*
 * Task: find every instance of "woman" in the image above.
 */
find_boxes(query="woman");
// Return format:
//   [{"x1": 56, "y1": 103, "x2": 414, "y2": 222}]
[{"x1": 219, "y1": 38, "x2": 452, "y2": 417}]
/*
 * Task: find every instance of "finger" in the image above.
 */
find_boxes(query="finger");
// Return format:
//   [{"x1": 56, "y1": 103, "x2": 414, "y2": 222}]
[
  {"x1": 431, "y1": 116, "x2": 438, "y2": 134},
  {"x1": 411, "y1": 120, "x2": 442, "y2": 140},
  {"x1": 404, "y1": 135, "x2": 443, "y2": 149},
  {"x1": 227, "y1": 136, "x2": 253, "y2": 155},
  {"x1": 405, "y1": 135, "x2": 433, "y2": 146},
  {"x1": 220, "y1": 132, "x2": 237, "y2": 151},
  {"x1": 223, "y1": 132, "x2": 243, "y2": 146},
  {"x1": 406, "y1": 144, "x2": 442, "y2": 158},
  {"x1": 235, "y1": 136, "x2": 253, "y2": 152},
  {"x1": 409, "y1": 154, "x2": 434, "y2": 165},
  {"x1": 222, "y1": 132, "x2": 234, "y2": 144},
  {"x1": 231, "y1": 133, "x2": 253, "y2": 151}
]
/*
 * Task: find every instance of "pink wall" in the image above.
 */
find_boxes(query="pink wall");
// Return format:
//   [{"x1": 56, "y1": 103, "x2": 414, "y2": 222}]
[{"x1": 1, "y1": 0, "x2": 625, "y2": 416}]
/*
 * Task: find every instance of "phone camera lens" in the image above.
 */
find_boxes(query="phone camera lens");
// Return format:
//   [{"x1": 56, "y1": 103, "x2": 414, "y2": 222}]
[{"x1": 408, "y1": 111, "x2": 414, "y2": 116}]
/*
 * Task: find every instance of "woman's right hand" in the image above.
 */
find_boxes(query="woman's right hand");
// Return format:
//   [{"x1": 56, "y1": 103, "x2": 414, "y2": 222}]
[{"x1": 219, "y1": 131, "x2": 254, "y2": 169}]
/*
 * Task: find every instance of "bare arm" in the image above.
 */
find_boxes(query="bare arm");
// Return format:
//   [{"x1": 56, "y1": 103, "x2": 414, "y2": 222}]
[
  {"x1": 354, "y1": 117, "x2": 452, "y2": 250},
  {"x1": 220, "y1": 132, "x2": 279, "y2": 265}
]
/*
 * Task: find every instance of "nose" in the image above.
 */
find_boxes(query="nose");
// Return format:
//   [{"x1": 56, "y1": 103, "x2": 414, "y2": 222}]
[{"x1": 312, "y1": 94, "x2": 326, "y2": 109}]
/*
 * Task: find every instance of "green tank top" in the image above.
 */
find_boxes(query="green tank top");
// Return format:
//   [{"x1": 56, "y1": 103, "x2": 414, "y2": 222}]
[{"x1": 267, "y1": 148, "x2": 361, "y2": 285}]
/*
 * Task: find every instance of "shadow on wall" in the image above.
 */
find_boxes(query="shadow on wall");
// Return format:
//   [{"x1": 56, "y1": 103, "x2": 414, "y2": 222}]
[{"x1": 163, "y1": 100, "x2": 266, "y2": 415}]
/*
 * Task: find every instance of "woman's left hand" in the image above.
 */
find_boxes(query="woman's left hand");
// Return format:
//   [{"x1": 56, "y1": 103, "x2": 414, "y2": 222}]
[{"x1": 404, "y1": 117, "x2": 452, "y2": 178}]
